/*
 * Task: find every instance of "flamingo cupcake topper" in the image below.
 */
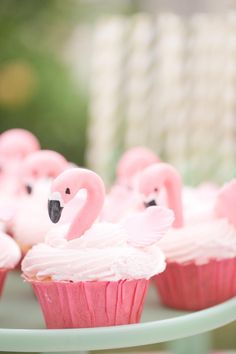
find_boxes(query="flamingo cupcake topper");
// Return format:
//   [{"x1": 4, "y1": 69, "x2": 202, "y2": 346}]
[
  {"x1": 139, "y1": 163, "x2": 183, "y2": 228},
  {"x1": 48, "y1": 168, "x2": 106, "y2": 240},
  {"x1": 11, "y1": 150, "x2": 69, "y2": 251},
  {"x1": 48, "y1": 167, "x2": 174, "y2": 244},
  {"x1": 116, "y1": 147, "x2": 160, "y2": 186},
  {"x1": 20, "y1": 150, "x2": 68, "y2": 195},
  {"x1": 0, "y1": 129, "x2": 40, "y2": 191}
]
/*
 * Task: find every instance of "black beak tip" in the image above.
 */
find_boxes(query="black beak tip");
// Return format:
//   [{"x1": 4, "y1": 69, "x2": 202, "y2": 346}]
[
  {"x1": 26, "y1": 184, "x2": 32, "y2": 195},
  {"x1": 144, "y1": 199, "x2": 157, "y2": 208},
  {"x1": 48, "y1": 200, "x2": 63, "y2": 223}
]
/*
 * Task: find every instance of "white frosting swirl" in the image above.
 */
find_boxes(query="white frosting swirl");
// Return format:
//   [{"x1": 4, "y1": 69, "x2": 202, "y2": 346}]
[
  {"x1": 0, "y1": 231, "x2": 21, "y2": 268},
  {"x1": 22, "y1": 222, "x2": 166, "y2": 281},
  {"x1": 158, "y1": 217, "x2": 236, "y2": 265}
]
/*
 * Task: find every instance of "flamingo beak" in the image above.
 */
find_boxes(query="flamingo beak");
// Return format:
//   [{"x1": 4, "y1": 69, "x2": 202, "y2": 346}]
[
  {"x1": 144, "y1": 199, "x2": 157, "y2": 208},
  {"x1": 25, "y1": 184, "x2": 33, "y2": 195},
  {"x1": 48, "y1": 192, "x2": 64, "y2": 223}
]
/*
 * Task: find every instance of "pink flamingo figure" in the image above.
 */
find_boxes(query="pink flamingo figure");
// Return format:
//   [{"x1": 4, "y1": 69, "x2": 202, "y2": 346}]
[
  {"x1": 20, "y1": 150, "x2": 68, "y2": 194},
  {"x1": 139, "y1": 163, "x2": 183, "y2": 228},
  {"x1": 139, "y1": 162, "x2": 236, "y2": 234},
  {"x1": 0, "y1": 129, "x2": 40, "y2": 161},
  {"x1": 116, "y1": 146, "x2": 160, "y2": 187},
  {"x1": 0, "y1": 129, "x2": 40, "y2": 191},
  {"x1": 11, "y1": 150, "x2": 69, "y2": 253},
  {"x1": 138, "y1": 163, "x2": 236, "y2": 310},
  {"x1": 48, "y1": 167, "x2": 174, "y2": 245},
  {"x1": 139, "y1": 163, "x2": 218, "y2": 226},
  {"x1": 0, "y1": 129, "x2": 40, "y2": 222},
  {"x1": 101, "y1": 146, "x2": 160, "y2": 222}
]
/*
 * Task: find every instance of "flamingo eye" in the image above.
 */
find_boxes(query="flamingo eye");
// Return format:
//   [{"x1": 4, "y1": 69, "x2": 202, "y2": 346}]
[
  {"x1": 65, "y1": 188, "x2": 71, "y2": 195},
  {"x1": 154, "y1": 188, "x2": 158, "y2": 192}
]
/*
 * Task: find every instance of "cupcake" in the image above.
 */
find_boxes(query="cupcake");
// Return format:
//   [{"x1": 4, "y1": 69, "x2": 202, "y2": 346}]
[
  {"x1": 22, "y1": 167, "x2": 174, "y2": 328},
  {"x1": 139, "y1": 163, "x2": 236, "y2": 311},
  {"x1": 0, "y1": 231, "x2": 21, "y2": 295}
]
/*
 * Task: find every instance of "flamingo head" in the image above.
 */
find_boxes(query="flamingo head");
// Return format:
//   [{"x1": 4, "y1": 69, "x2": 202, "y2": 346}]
[
  {"x1": 48, "y1": 170, "x2": 75, "y2": 223},
  {"x1": 215, "y1": 180, "x2": 236, "y2": 227},
  {"x1": 138, "y1": 163, "x2": 170, "y2": 208},
  {"x1": 139, "y1": 162, "x2": 182, "y2": 208},
  {"x1": 116, "y1": 147, "x2": 160, "y2": 187},
  {"x1": 21, "y1": 150, "x2": 68, "y2": 195},
  {"x1": 48, "y1": 168, "x2": 105, "y2": 224},
  {"x1": 0, "y1": 129, "x2": 40, "y2": 160}
]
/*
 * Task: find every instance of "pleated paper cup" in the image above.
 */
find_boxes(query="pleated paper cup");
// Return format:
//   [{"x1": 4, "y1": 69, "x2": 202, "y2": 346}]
[
  {"x1": 30, "y1": 278, "x2": 149, "y2": 328},
  {"x1": 0, "y1": 269, "x2": 8, "y2": 296},
  {"x1": 153, "y1": 258, "x2": 236, "y2": 311}
]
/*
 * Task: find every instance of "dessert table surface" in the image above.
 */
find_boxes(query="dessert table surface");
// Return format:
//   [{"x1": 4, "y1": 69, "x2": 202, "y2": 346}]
[{"x1": 0, "y1": 272, "x2": 235, "y2": 353}]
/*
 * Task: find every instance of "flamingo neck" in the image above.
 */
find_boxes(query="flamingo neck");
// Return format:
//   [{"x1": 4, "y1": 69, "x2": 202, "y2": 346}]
[
  {"x1": 165, "y1": 176, "x2": 183, "y2": 228},
  {"x1": 66, "y1": 173, "x2": 105, "y2": 240}
]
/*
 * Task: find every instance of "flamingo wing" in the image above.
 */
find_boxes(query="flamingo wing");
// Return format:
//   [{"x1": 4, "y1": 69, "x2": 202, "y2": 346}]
[{"x1": 122, "y1": 206, "x2": 174, "y2": 247}]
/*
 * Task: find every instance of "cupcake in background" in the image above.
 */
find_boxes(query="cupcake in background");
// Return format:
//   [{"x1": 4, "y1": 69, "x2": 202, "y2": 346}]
[
  {"x1": 0, "y1": 129, "x2": 40, "y2": 196},
  {"x1": 139, "y1": 163, "x2": 236, "y2": 311},
  {"x1": 0, "y1": 230, "x2": 21, "y2": 295},
  {"x1": 12, "y1": 150, "x2": 68, "y2": 254},
  {"x1": 22, "y1": 167, "x2": 174, "y2": 329},
  {"x1": 0, "y1": 129, "x2": 40, "y2": 232}
]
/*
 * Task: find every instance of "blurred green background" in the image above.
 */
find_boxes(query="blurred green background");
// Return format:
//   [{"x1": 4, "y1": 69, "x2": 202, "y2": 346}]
[
  {"x1": 1, "y1": 0, "x2": 235, "y2": 184},
  {"x1": 0, "y1": 0, "x2": 87, "y2": 165},
  {"x1": 0, "y1": 0, "x2": 139, "y2": 166},
  {"x1": 0, "y1": 0, "x2": 236, "y2": 352}
]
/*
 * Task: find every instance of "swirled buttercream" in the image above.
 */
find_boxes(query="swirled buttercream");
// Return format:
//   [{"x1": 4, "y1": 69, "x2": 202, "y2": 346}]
[
  {"x1": 158, "y1": 218, "x2": 236, "y2": 265},
  {"x1": 0, "y1": 231, "x2": 21, "y2": 268},
  {"x1": 22, "y1": 222, "x2": 166, "y2": 281}
]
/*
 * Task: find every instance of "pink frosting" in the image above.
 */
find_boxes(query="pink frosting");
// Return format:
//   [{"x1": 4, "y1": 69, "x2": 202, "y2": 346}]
[
  {"x1": 22, "y1": 206, "x2": 174, "y2": 281},
  {"x1": 158, "y1": 217, "x2": 236, "y2": 265},
  {"x1": 22, "y1": 222, "x2": 167, "y2": 281},
  {"x1": 159, "y1": 181, "x2": 236, "y2": 265}
]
